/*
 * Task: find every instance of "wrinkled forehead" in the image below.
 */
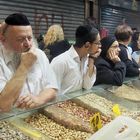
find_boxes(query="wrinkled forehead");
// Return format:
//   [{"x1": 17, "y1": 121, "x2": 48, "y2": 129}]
[
  {"x1": 7, "y1": 25, "x2": 32, "y2": 32},
  {"x1": 5, "y1": 25, "x2": 33, "y2": 38},
  {"x1": 2, "y1": 24, "x2": 32, "y2": 36}
]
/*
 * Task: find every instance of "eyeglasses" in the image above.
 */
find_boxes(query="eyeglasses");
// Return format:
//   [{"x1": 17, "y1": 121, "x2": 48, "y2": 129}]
[{"x1": 93, "y1": 41, "x2": 101, "y2": 46}]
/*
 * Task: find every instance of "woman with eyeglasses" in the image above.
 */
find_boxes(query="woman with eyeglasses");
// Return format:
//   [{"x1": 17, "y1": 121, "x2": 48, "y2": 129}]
[{"x1": 95, "y1": 36, "x2": 126, "y2": 86}]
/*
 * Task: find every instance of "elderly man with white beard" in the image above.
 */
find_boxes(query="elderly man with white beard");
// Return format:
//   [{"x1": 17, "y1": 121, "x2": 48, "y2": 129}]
[{"x1": 0, "y1": 13, "x2": 58, "y2": 112}]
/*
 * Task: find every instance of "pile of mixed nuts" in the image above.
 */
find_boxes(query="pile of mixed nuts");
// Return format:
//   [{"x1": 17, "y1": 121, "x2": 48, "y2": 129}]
[
  {"x1": 25, "y1": 113, "x2": 91, "y2": 140},
  {"x1": 0, "y1": 121, "x2": 32, "y2": 140}
]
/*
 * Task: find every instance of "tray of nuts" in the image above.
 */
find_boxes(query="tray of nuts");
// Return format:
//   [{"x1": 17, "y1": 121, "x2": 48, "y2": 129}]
[
  {"x1": 9, "y1": 118, "x2": 49, "y2": 140},
  {"x1": 107, "y1": 84, "x2": 140, "y2": 102},
  {"x1": 40, "y1": 99, "x2": 113, "y2": 135},
  {"x1": 72, "y1": 93, "x2": 114, "y2": 117},
  {"x1": 92, "y1": 84, "x2": 140, "y2": 111},
  {"x1": 72, "y1": 93, "x2": 140, "y2": 119},
  {"x1": 41, "y1": 104, "x2": 93, "y2": 133},
  {"x1": 25, "y1": 113, "x2": 92, "y2": 140},
  {"x1": 0, "y1": 120, "x2": 32, "y2": 140}
]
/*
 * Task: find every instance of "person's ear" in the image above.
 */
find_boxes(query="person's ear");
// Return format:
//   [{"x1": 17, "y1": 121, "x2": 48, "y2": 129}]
[{"x1": 84, "y1": 41, "x2": 90, "y2": 48}]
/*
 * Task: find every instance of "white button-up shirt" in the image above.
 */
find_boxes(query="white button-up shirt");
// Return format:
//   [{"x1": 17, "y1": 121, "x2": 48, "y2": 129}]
[
  {"x1": 51, "y1": 46, "x2": 96, "y2": 95},
  {"x1": 0, "y1": 45, "x2": 58, "y2": 96}
]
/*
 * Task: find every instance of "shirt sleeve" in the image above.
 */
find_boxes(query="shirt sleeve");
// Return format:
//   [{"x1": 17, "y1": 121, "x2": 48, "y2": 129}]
[
  {"x1": 51, "y1": 57, "x2": 66, "y2": 91},
  {"x1": 0, "y1": 59, "x2": 10, "y2": 93},
  {"x1": 83, "y1": 60, "x2": 96, "y2": 89},
  {"x1": 39, "y1": 51, "x2": 58, "y2": 90}
]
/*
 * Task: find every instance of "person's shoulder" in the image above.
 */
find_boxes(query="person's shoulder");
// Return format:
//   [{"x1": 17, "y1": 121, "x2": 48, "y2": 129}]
[
  {"x1": 53, "y1": 50, "x2": 68, "y2": 60},
  {"x1": 35, "y1": 47, "x2": 49, "y2": 61},
  {"x1": 35, "y1": 48, "x2": 46, "y2": 55},
  {"x1": 119, "y1": 44, "x2": 126, "y2": 50},
  {"x1": 61, "y1": 39, "x2": 70, "y2": 45},
  {"x1": 119, "y1": 45, "x2": 127, "y2": 54},
  {"x1": 51, "y1": 50, "x2": 70, "y2": 64},
  {"x1": 95, "y1": 57, "x2": 112, "y2": 68},
  {"x1": 95, "y1": 57, "x2": 107, "y2": 64},
  {"x1": 52, "y1": 40, "x2": 70, "y2": 49}
]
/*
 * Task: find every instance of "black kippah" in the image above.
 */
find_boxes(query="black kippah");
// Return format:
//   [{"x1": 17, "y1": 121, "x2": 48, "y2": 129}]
[{"x1": 5, "y1": 13, "x2": 30, "y2": 26}]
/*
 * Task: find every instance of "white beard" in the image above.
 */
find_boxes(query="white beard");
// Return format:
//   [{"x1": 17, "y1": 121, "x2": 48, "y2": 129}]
[{"x1": 12, "y1": 53, "x2": 21, "y2": 69}]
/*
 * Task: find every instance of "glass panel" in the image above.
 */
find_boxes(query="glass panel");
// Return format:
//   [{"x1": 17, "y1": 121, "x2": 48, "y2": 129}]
[{"x1": 92, "y1": 84, "x2": 140, "y2": 111}]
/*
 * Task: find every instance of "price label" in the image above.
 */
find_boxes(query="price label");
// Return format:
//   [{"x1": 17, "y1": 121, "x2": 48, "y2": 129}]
[
  {"x1": 112, "y1": 104, "x2": 121, "y2": 117},
  {"x1": 90, "y1": 112, "x2": 102, "y2": 132}
]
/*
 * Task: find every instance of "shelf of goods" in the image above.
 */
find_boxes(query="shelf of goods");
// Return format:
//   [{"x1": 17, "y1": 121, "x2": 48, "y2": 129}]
[{"x1": 0, "y1": 78, "x2": 140, "y2": 140}]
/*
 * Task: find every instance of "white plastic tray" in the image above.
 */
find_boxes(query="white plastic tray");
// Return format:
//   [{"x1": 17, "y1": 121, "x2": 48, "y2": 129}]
[{"x1": 88, "y1": 116, "x2": 140, "y2": 140}]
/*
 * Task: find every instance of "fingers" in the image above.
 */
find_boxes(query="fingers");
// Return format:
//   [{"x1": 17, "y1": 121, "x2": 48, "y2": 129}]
[
  {"x1": 17, "y1": 102, "x2": 26, "y2": 109},
  {"x1": 108, "y1": 49, "x2": 120, "y2": 63},
  {"x1": 27, "y1": 102, "x2": 36, "y2": 109},
  {"x1": 109, "y1": 49, "x2": 115, "y2": 59},
  {"x1": 89, "y1": 50, "x2": 101, "y2": 59},
  {"x1": 16, "y1": 95, "x2": 36, "y2": 109},
  {"x1": 29, "y1": 46, "x2": 35, "y2": 51},
  {"x1": 16, "y1": 95, "x2": 28, "y2": 108},
  {"x1": 109, "y1": 49, "x2": 117, "y2": 60}
]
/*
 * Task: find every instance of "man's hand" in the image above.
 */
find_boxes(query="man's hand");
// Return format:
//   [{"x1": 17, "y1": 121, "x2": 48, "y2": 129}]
[
  {"x1": 20, "y1": 47, "x2": 37, "y2": 70},
  {"x1": 90, "y1": 48, "x2": 102, "y2": 59},
  {"x1": 16, "y1": 94, "x2": 42, "y2": 109}
]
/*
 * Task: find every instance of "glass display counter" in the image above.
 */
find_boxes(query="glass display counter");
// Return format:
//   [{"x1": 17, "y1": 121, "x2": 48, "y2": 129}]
[
  {"x1": 0, "y1": 89, "x2": 93, "y2": 121},
  {"x1": 0, "y1": 89, "x2": 94, "y2": 140},
  {"x1": 92, "y1": 77, "x2": 140, "y2": 111},
  {"x1": 0, "y1": 77, "x2": 140, "y2": 140}
]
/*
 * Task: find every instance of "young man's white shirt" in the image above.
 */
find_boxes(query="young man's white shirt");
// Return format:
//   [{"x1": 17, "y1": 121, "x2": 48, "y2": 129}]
[{"x1": 51, "y1": 46, "x2": 96, "y2": 95}]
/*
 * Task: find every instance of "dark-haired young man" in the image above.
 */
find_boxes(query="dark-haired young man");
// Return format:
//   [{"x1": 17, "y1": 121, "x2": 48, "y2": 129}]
[
  {"x1": 51, "y1": 25, "x2": 101, "y2": 94},
  {"x1": 0, "y1": 13, "x2": 58, "y2": 112}
]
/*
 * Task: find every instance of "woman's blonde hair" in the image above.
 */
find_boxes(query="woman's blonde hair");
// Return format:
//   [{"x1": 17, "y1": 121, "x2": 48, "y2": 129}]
[{"x1": 44, "y1": 24, "x2": 64, "y2": 46}]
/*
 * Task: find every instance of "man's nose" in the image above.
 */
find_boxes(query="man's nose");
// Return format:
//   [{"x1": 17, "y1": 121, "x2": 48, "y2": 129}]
[{"x1": 24, "y1": 38, "x2": 31, "y2": 47}]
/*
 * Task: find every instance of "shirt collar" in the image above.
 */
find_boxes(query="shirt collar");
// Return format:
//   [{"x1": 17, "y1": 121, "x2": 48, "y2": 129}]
[
  {"x1": 69, "y1": 45, "x2": 80, "y2": 62},
  {"x1": 69, "y1": 45, "x2": 88, "y2": 63},
  {"x1": 119, "y1": 43, "x2": 128, "y2": 48}
]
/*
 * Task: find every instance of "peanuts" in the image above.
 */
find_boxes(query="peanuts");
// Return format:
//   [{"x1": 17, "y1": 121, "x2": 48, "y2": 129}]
[{"x1": 25, "y1": 113, "x2": 91, "y2": 140}]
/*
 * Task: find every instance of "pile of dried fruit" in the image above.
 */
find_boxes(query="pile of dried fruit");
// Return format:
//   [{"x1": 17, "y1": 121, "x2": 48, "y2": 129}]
[{"x1": 57, "y1": 100, "x2": 111, "y2": 125}]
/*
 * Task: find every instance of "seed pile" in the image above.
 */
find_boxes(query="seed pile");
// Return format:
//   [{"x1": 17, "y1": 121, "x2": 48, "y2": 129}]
[
  {"x1": 25, "y1": 113, "x2": 91, "y2": 140},
  {"x1": 75, "y1": 93, "x2": 139, "y2": 118},
  {"x1": 0, "y1": 121, "x2": 32, "y2": 140}
]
